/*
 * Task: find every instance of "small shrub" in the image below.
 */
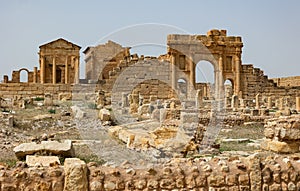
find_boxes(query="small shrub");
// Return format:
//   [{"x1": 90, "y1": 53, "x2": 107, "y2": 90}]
[
  {"x1": 34, "y1": 97, "x2": 44, "y2": 101},
  {"x1": 78, "y1": 155, "x2": 105, "y2": 165},
  {"x1": 48, "y1": 109, "x2": 56, "y2": 114},
  {"x1": 0, "y1": 159, "x2": 17, "y2": 168}
]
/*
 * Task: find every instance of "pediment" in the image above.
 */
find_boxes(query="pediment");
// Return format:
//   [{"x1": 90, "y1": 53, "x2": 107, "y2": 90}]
[{"x1": 39, "y1": 38, "x2": 81, "y2": 50}]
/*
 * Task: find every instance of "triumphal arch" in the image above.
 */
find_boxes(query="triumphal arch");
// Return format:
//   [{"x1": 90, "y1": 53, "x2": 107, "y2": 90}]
[{"x1": 167, "y1": 29, "x2": 243, "y2": 99}]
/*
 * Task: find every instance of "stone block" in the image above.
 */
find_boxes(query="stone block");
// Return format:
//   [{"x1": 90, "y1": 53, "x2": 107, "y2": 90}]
[
  {"x1": 266, "y1": 140, "x2": 299, "y2": 153},
  {"x1": 13, "y1": 140, "x2": 74, "y2": 159},
  {"x1": 26, "y1": 155, "x2": 60, "y2": 167},
  {"x1": 98, "y1": 108, "x2": 111, "y2": 121},
  {"x1": 64, "y1": 158, "x2": 88, "y2": 191}
]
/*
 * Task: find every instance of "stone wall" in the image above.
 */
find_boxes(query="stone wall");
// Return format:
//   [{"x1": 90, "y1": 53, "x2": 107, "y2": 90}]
[
  {"x1": 1, "y1": 155, "x2": 300, "y2": 190},
  {"x1": 240, "y1": 64, "x2": 276, "y2": 100},
  {"x1": 84, "y1": 41, "x2": 129, "y2": 82},
  {"x1": 0, "y1": 83, "x2": 98, "y2": 100},
  {"x1": 272, "y1": 76, "x2": 300, "y2": 87},
  {"x1": 132, "y1": 79, "x2": 177, "y2": 102},
  {"x1": 262, "y1": 115, "x2": 300, "y2": 153}
]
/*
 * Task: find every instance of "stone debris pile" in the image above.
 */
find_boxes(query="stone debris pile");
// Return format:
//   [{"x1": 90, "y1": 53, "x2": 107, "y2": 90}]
[{"x1": 262, "y1": 115, "x2": 300, "y2": 153}]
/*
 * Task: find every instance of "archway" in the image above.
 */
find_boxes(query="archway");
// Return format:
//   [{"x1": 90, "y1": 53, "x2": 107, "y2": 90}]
[
  {"x1": 195, "y1": 61, "x2": 215, "y2": 99},
  {"x1": 224, "y1": 79, "x2": 233, "y2": 108},
  {"x1": 224, "y1": 79, "x2": 233, "y2": 98},
  {"x1": 19, "y1": 68, "x2": 29, "y2": 83}
]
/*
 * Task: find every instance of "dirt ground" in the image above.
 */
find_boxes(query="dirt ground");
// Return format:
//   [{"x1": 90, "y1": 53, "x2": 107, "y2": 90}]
[{"x1": 0, "y1": 101, "x2": 265, "y2": 167}]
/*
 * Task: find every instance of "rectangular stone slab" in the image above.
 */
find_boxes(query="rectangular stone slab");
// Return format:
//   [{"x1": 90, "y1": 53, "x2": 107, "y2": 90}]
[
  {"x1": 26, "y1": 155, "x2": 60, "y2": 167},
  {"x1": 13, "y1": 140, "x2": 74, "y2": 159}
]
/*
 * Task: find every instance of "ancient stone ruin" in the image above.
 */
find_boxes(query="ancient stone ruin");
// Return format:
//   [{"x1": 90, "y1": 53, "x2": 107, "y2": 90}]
[{"x1": 0, "y1": 29, "x2": 300, "y2": 190}]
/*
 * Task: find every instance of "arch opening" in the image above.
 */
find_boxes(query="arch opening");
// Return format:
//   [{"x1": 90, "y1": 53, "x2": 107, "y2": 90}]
[
  {"x1": 20, "y1": 69, "x2": 29, "y2": 83},
  {"x1": 195, "y1": 61, "x2": 215, "y2": 99},
  {"x1": 224, "y1": 79, "x2": 234, "y2": 108},
  {"x1": 177, "y1": 78, "x2": 187, "y2": 99}
]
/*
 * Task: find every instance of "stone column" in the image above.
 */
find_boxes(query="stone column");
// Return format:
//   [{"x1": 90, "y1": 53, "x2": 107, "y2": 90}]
[
  {"x1": 52, "y1": 56, "x2": 56, "y2": 84},
  {"x1": 40, "y1": 56, "x2": 45, "y2": 84},
  {"x1": 121, "y1": 93, "x2": 129, "y2": 107},
  {"x1": 214, "y1": 70, "x2": 219, "y2": 99},
  {"x1": 3, "y1": 75, "x2": 8, "y2": 83},
  {"x1": 65, "y1": 56, "x2": 69, "y2": 84},
  {"x1": 267, "y1": 97, "x2": 272, "y2": 109},
  {"x1": 231, "y1": 95, "x2": 239, "y2": 110},
  {"x1": 296, "y1": 97, "x2": 300, "y2": 112},
  {"x1": 74, "y1": 56, "x2": 80, "y2": 84},
  {"x1": 196, "y1": 89, "x2": 203, "y2": 109},
  {"x1": 33, "y1": 67, "x2": 38, "y2": 83},
  {"x1": 235, "y1": 56, "x2": 241, "y2": 96},
  {"x1": 218, "y1": 56, "x2": 224, "y2": 98},
  {"x1": 279, "y1": 98, "x2": 284, "y2": 111},
  {"x1": 255, "y1": 93, "x2": 260, "y2": 109},
  {"x1": 189, "y1": 57, "x2": 195, "y2": 88},
  {"x1": 171, "y1": 54, "x2": 176, "y2": 90}
]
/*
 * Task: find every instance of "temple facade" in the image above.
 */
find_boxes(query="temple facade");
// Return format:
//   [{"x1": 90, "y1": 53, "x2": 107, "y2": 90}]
[
  {"x1": 3, "y1": 38, "x2": 81, "y2": 84},
  {"x1": 39, "y1": 38, "x2": 81, "y2": 84}
]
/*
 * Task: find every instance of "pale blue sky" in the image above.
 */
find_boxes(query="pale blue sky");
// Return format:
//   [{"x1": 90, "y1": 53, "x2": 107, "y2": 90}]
[{"x1": 0, "y1": 0, "x2": 299, "y2": 81}]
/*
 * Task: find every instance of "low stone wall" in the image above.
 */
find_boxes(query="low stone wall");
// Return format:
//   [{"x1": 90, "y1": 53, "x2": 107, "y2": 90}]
[
  {"x1": 0, "y1": 83, "x2": 98, "y2": 100},
  {"x1": 272, "y1": 76, "x2": 300, "y2": 87},
  {"x1": 262, "y1": 115, "x2": 300, "y2": 153},
  {"x1": 1, "y1": 154, "x2": 300, "y2": 190}
]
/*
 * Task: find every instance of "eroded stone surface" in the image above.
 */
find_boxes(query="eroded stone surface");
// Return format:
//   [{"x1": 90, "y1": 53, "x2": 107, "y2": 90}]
[{"x1": 14, "y1": 140, "x2": 74, "y2": 159}]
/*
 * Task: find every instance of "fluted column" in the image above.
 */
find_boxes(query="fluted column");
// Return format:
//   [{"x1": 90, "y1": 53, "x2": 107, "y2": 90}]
[
  {"x1": 40, "y1": 56, "x2": 45, "y2": 84},
  {"x1": 52, "y1": 56, "x2": 56, "y2": 84},
  {"x1": 33, "y1": 67, "x2": 37, "y2": 83},
  {"x1": 189, "y1": 57, "x2": 195, "y2": 88},
  {"x1": 65, "y1": 56, "x2": 69, "y2": 84},
  {"x1": 171, "y1": 54, "x2": 176, "y2": 90},
  {"x1": 218, "y1": 55, "x2": 224, "y2": 98},
  {"x1": 235, "y1": 55, "x2": 241, "y2": 96},
  {"x1": 74, "y1": 56, "x2": 80, "y2": 84}
]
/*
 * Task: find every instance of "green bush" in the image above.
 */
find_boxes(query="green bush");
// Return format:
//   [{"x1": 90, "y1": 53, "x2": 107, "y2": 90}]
[
  {"x1": 34, "y1": 97, "x2": 44, "y2": 101},
  {"x1": 48, "y1": 109, "x2": 56, "y2": 114}
]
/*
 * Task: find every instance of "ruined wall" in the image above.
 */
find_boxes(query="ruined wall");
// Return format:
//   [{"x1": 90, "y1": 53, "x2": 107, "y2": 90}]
[
  {"x1": 1, "y1": 155, "x2": 300, "y2": 190},
  {"x1": 272, "y1": 76, "x2": 300, "y2": 87},
  {"x1": 0, "y1": 83, "x2": 99, "y2": 100},
  {"x1": 84, "y1": 41, "x2": 129, "y2": 82},
  {"x1": 240, "y1": 64, "x2": 276, "y2": 100},
  {"x1": 132, "y1": 79, "x2": 177, "y2": 103}
]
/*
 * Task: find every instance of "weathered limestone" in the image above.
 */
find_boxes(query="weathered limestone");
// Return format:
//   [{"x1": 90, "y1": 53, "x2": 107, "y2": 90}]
[
  {"x1": 279, "y1": 97, "x2": 284, "y2": 110},
  {"x1": 26, "y1": 155, "x2": 60, "y2": 167},
  {"x1": 231, "y1": 95, "x2": 239, "y2": 110},
  {"x1": 13, "y1": 140, "x2": 74, "y2": 159},
  {"x1": 96, "y1": 91, "x2": 105, "y2": 107},
  {"x1": 64, "y1": 158, "x2": 88, "y2": 191},
  {"x1": 255, "y1": 93, "x2": 261, "y2": 109},
  {"x1": 296, "y1": 97, "x2": 300, "y2": 112},
  {"x1": 121, "y1": 92, "x2": 129, "y2": 107},
  {"x1": 8, "y1": 115, "x2": 14, "y2": 127},
  {"x1": 71, "y1": 105, "x2": 86, "y2": 119},
  {"x1": 261, "y1": 116, "x2": 300, "y2": 153},
  {"x1": 196, "y1": 89, "x2": 203, "y2": 109},
  {"x1": 129, "y1": 94, "x2": 139, "y2": 113},
  {"x1": 44, "y1": 93, "x2": 53, "y2": 106},
  {"x1": 267, "y1": 96, "x2": 272, "y2": 109},
  {"x1": 99, "y1": 108, "x2": 111, "y2": 121},
  {"x1": 2, "y1": 154, "x2": 300, "y2": 190}
]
